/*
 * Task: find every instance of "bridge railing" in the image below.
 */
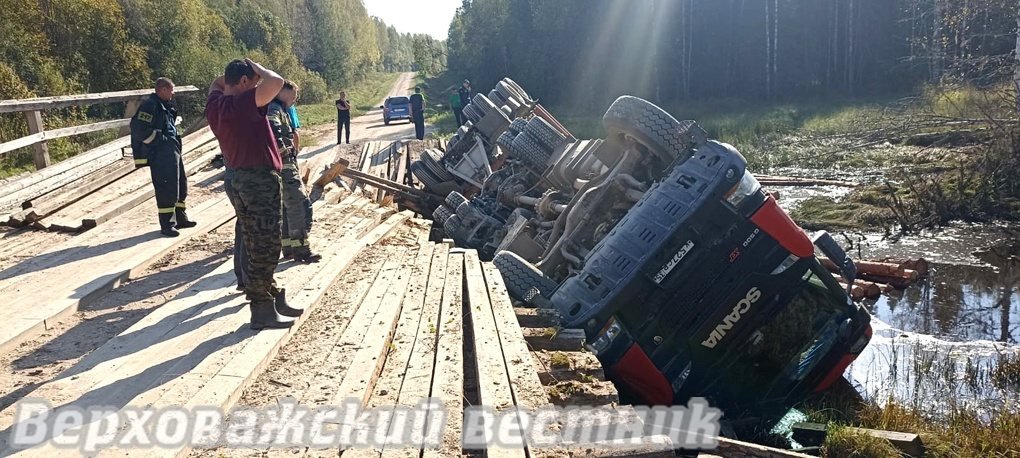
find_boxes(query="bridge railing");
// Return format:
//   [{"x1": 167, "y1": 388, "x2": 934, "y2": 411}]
[{"x1": 0, "y1": 86, "x2": 200, "y2": 170}]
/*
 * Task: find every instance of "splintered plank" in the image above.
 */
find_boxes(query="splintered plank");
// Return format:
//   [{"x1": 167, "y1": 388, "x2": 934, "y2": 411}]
[
  {"x1": 9, "y1": 160, "x2": 135, "y2": 225},
  {"x1": 481, "y1": 262, "x2": 550, "y2": 411},
  {"x1": 464, "y1": 251, "x2": 526, "y2": 458},
  {"x1": 422, "y1": 252, "x2": 464, "y2": 458}
]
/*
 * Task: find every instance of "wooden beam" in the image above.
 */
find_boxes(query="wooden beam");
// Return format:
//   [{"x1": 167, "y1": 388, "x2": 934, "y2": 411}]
[
  {"x1": 464, "y1": 250, "x2": 527, "y2": 458},
  {"x1": 423, "y1": 251, "x2": 465, "y2": 458},
  {"x1": 0, "y1": 118, "x2": 130, "y2": 156},
  {"x1": 24, "y1": 110, "x2": 50, "y2": 169},
  {"x1": 0, "y1": 86, "x2": 199, "y2": 113},
  {"x1": 0, "y1": 137, "x2": 126, "y2": 212},
  {"x1": 7, "y1": 160, "x2": 134, "y2": 226}
]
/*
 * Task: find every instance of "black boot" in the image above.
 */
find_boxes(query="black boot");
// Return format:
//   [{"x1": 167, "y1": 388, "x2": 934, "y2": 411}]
[
  {"x1": 293, "y1": 245, "x2": 322, "y2": 264},
  {"x1": 274, "y1": 288, "x2": 304, "y2": 317},
  {"x1": 159, "y1": 212, "x2": 179, "y2": 237},
  {"x1": 175, "y1": 206, "x2": 197, "y2": 229},
  {"x1": 249, "y1": 301, "x2": 295, "y2": 330}
]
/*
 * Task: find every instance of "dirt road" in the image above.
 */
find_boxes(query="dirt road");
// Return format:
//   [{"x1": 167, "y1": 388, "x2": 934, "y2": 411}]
[{"x1": 298, "y1": 72, "x2": 433, "y2": 165}]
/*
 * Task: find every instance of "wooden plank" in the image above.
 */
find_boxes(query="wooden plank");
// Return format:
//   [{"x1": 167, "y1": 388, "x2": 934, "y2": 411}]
[
  {"x1": 0, "y1": 119, "x2": 130, "y2": 156},
  {"x1": 1, "y1": 206, "x2": 368, "y2": 456},
  {"x1": 0, "y1": 196, "x2": 236, "y2": 354},
  {"x1": 0, "y1": 86, "x2": 200, "y2": 113},
  {"x1": 481, "y1": 261, "x2": 550, "y2": 411},
  {"x1": 9, "y1": 160, "x2": 135, "y2": 225},
  {"x1": 464, "y1": 250, "x2": 527, "y2": 458},
  {"x1": 379, "y1": 243, "x2": 448, "y2": 458},
  {"x1": 0, "y1": 137, "x2": 126, "y2": 212},
  {"x1": 344, "y1": 243, "x2": 435, "y2": 458},
  {"x1": 23, "y1": 111, "x2": 50, "y2": 168},
  {"x1": 522, "y1": 327, "x2": 585, "y2": 351},
  {"x1": 422, "y1": 252, "x2": 464, "y2": 458}
]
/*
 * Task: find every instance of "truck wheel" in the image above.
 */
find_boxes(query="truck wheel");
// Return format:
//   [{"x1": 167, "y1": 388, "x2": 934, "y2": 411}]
[
  {"x1": 443, "y1": 214, "x2": 465, "y2": 242},
  {"x1": 420, "y1": 150, "x2": 455, "y2": 182},
  {"x1": 432, "y1": 205, "x2": 454, "y2": 225},
  {"x1": 488, "y1": 89, "x2": 505, "y2": 105},
  {"x1": 411, "y1": 161, "x2": 443, "y2": 190},
  {"x1": 503, "y1": 78, "x2": 533, "y2": 104},
  {"x1": 602, "y1": 96, "x2": 691, "y2": 163},
  {"x1": 445, "y1": 191, "x2": 469, "y2": 210},
  {"x1": 525, "y1": 116, "x2": 568, "y2": 152},
  {"x1": 511, "y1": 131, "x2": 551, "y2": 171},
  {"x1": 509, "y1": 117, "x2": 528, "y2": 136},
  {"x1": 496, "y1": 130, "x2": 517, "y2": 151},
  {"x1": 466, "y1": 104, "x2": 485, "y2": 124},
  {"x1": 472, "y1": 93, "x2": 498, "y2": 116},
  {"x1": 493, "y1": 251, "x2": 558, "y2": 304}
]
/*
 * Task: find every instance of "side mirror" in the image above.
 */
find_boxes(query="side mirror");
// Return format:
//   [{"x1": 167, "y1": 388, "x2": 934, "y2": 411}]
[{"x1": 813, "y1": 231, "x2": 857, "y2": 289}]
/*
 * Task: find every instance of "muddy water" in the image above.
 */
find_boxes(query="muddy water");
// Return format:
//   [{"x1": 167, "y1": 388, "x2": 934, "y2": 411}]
[{"x1": 774, "y1": 184, "x2": 1020, "y2": 412}]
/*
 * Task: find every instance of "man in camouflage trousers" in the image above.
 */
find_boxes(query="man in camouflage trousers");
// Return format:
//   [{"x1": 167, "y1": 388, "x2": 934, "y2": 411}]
[
  {"x1": 268, "y1": 81, "x2": 321, "y2": 263},
  {"x1": 205, "y1": 59, "x2": 304, "y2": 330}
]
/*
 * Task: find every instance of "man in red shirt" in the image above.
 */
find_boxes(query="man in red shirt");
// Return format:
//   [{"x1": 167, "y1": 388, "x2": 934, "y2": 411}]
[{"x1": 205, "y1": 59, "x2": 303, "y2": 330}]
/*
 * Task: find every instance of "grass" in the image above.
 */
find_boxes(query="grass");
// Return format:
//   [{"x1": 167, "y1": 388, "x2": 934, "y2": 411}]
[
  {"x1": 821, "y1": 425, "x2": 901, "y2": 458},
  {"x1": 417, "y1": 71, "x2": 462, "y2": 139},
  {"x1": 295, "y1": 72, "x2": 403, "y2": 127}
]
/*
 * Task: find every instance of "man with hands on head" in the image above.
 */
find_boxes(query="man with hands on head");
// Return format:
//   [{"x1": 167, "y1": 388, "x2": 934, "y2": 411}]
[{"x1": 205, "y1": 58, "x2": 304, "y2": 331}]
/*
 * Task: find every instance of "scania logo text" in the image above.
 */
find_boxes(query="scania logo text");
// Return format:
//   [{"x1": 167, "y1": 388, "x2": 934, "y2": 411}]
[{"x1": 701, "y1": 287, "x2": 762, "y2": 349}]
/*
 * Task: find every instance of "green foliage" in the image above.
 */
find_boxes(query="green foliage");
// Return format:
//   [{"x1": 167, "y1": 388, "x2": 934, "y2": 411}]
[{"x1": 296, "y1": 72, "x2": 402, "y2": 127}]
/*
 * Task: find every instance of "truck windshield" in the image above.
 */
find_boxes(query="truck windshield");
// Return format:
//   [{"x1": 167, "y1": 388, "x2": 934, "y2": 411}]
[{"x1": 728, "y1": 265, "x2": 850, "y2": 393}]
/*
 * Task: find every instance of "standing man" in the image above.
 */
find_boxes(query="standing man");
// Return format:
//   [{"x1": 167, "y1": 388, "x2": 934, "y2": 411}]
[
  {"x1": 409, "y1": 86, "x2": 426, "y2": 140},
  {"x1": 268, "y1": 81, "x2": 321, "y2": 263},
  {"x1": 205, "y1": 58, "x2": 301, "y2": 330},
  {"x1": 335, "y1": 92, "x2": 352, "y2": 144},
  {"x1": 130, "y1": 77, "x2": 196, "y2": 237},
  {"x1": 449, "y1": 87, "x2": 463, "y2": 126},
  {"x1": 457, "y1": 79, "x2": 472, "y2": 125}
]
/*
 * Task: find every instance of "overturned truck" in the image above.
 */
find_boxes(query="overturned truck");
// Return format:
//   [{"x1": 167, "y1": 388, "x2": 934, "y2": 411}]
[{"x1": 411, "y1": 79, "x2": 874, "y2": 435}]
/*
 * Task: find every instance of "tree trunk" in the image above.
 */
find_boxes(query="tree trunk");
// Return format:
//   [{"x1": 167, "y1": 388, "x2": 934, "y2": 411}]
[
  {"x1": 765, "y1": 0, "x2": 772, "y2": 99},
  {"x1": 1015, "y1": 0, "x2": 1020, "y2": 112},
  {"x1": 847, "y1": 0, "x2": 855, "y2": 94}
]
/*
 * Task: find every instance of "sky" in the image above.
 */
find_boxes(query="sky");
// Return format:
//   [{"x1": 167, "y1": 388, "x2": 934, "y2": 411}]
[{"x1": 364, "y1": 0, "x2": 460, "y2": 40}]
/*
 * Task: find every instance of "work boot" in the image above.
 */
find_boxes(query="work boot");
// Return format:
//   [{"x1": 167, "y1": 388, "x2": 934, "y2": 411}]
[
  {"x1": 249, "y1": 301, "x2": 295, "y2": 330},
  {"x1": 175, "y1": 206, "x2": 198, "y2": 229},
  {"x1": 281, "y1": 240, "x2": 295, "y2": 260},
  {"x1": 274, "y1": 288, "x2": 304, "y2": 318},
  {"x1": 293, "y1": 245, "x2": 322, "y2": 264},
  {"x1": 159, "y1": 212, "x2": 179, "y2": 237}
]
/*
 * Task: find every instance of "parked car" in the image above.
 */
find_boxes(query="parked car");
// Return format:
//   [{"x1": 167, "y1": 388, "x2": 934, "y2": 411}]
[
  {"x1": 381, "y1": 96, "x2": 411, "y2": 125},
  {"x1": 412, "y1": 78, "x2": 873, "y2": 438}
]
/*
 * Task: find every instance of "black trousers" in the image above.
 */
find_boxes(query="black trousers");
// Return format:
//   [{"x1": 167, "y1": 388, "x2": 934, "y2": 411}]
[
  {"x1": 150, "y1": 148, "x2": 187, "y2": 229},
  {"x1": 413, "y1": 112, "x2": 425, "y2": 140},
  {"x1": 337, "y1": 113, "x2": 351, "y2": 144}
]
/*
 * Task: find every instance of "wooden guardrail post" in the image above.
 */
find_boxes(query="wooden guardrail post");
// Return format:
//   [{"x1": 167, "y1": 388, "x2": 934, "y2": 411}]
[{"x1": 24, "y1": 110, "x2": 51, "y2": 169}]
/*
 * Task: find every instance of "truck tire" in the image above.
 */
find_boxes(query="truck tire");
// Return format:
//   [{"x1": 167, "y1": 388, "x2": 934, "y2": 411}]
[
  {"x1": 496, "y1": 130, "x2": 516, "y2": 151},
  {"x1": 525, "y1": 116, "x2": 568, "y2": 151},
  {"x1": 445, "y1": 191, "x2": 469, "y2": 210},
  {"x1": 602, "y1": 95, "x2": 691, "y2": 164},
  {"x1": 511, "y1": 131, "x2": 551, "y2": 171},
  {"x1": 489, "y1": 89, "x2": 504, "y2": 105},
  {"x1": 509, "y1": 117, "x2": 528, "y2": 136},
  {"x1": 411, "y1": 161, "x2": 443, "y2": 190},
  {"x1": 501, "y1": 105, "x2": 513, "y2": 118},
  {"x1": 421, "y1": 150, "x2": 455, "y2": 182},
  {"x1": 503, "y1": 78, "x2": 533, "y2": 104},
  {"x1": 432, "y1": 205, "x2": 454, "y2": 225},
  {"x1": 461, "y1": 104, "x2": 479, "y2": 124},
  {"x1": 493, "y1": 251, "x2": 558, "y2": 304},
  {"x1": 443, "y1": 214, "x2": 464, "y2": 242},
  {"x1": 472, "y1": 93, "x2": 498, "y2": 116}
]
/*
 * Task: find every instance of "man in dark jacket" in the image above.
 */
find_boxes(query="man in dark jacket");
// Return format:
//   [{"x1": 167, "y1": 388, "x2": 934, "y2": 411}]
[
  {"x1": 130, "y1": 77, "x2": 196, "y2": 237},
  {"x1": 409, "y1": 86, "x2": 426, "y2": 140},
  {"x1": 457, "y1": 79, "x2": 472, "y2": 125}
]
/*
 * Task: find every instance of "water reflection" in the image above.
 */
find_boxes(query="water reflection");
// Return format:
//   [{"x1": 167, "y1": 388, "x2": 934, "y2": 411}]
[{"x1": 866, "y1": 263, "x2": 1020, "y2": 343}]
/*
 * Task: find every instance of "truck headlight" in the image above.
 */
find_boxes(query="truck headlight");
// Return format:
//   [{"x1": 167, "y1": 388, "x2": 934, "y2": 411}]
[
  {"x1": 724, "y1": 171, "x2": 761, "y2": 207},
  {"x1": 586, "y1": 317, "x2": 622, "y2": 355}
]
